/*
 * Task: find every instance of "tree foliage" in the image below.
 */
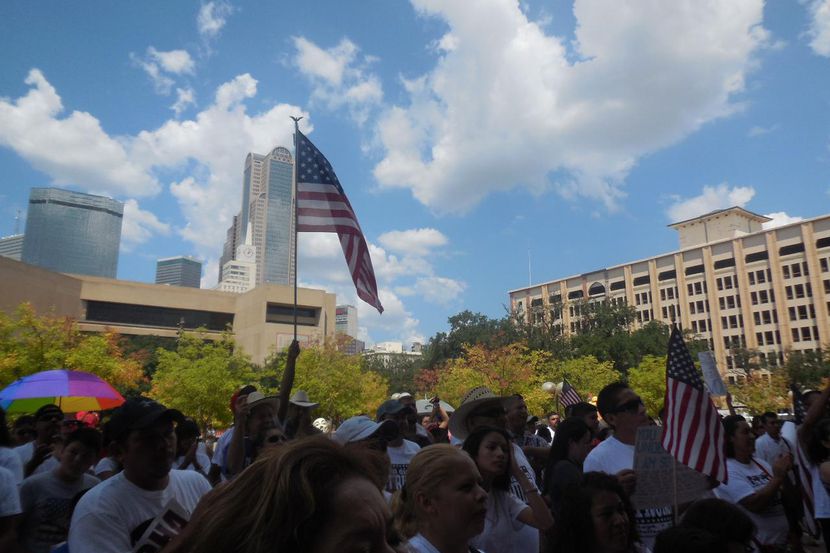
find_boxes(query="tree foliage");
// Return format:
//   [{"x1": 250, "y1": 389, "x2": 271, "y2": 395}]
[
  {"x1": 362, "y1": 352, "x2": 424, "y2": 396},
  {"x1": 150, "y1": 330, "x2": 256, "y2": 430},
  {"x1": 0, "y1": 303, "x2": 145, "y2": 393},
  {"x1": 269, "y1": 342, "x2": 389, "y2": 422},
  {"x1": 627, "y1": 355, "x2": 668, "y2": 417},
  {"x1": 729, "y1": 369, "x2": 790, "y2": 414},
  {"x1": 785, "y1": 349, "x2": 830, "y2": 389}
]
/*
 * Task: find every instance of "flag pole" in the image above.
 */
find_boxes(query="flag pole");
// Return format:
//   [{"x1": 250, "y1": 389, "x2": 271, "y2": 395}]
[{"x1": 290, "y1": 116, "x2": 303, "y2": 341}]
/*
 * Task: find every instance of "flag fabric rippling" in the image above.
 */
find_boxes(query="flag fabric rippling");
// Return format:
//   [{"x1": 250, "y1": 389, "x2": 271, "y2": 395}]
[
  {"x1": 560, "y1": 379, "x2": 582, "y2": 407},
  {"x1": 661, "y1": 326, "x2": 727, "y2": 483},
  {"x1": 294, "y1": 130, "x2": 383, "y2": 314}
]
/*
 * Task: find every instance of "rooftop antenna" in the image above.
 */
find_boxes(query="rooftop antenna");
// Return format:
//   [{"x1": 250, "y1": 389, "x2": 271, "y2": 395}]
[{"x1": 13, "y1": 209, "x2": 21, "y2": 235}]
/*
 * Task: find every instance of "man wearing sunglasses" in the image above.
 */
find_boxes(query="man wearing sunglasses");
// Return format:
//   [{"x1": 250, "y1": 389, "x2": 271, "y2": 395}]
[
  {"x1": 15, "y1": 404, "x2": 63, "y2": 478},
  {"x1": 584, "y1": 382, "x2": 672, "y2": 551}
]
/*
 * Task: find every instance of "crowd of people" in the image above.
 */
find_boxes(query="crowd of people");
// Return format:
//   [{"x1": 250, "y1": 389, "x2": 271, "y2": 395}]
[{"x1": 1, "y1": 341, "x2": 830, "y2": 553}]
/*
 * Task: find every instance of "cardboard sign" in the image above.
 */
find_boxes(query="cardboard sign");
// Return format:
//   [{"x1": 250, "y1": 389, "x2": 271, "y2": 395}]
[
  {"x1": 698, "y1": 351, "x2": 728, "y2": 396},
  {"x1": 132, "y1": 498, "x2": 190, "y2": 553},
  {"x1": 630, "y1": 426, "x2": 709, "y2": 510}
]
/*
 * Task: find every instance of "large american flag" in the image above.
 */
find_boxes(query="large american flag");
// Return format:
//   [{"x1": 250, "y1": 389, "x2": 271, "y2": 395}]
[
  {"x1": 560, "y1": 379, "x2": 582, "y2": 407},
  {"x1": 661, "y1": 326, "x2": 727, "y2": 483},
  {"x1": 294, "y1": 130, "x2": 384, "y2": 313}
]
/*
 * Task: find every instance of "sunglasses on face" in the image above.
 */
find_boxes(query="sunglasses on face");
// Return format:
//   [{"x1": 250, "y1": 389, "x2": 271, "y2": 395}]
[{"x1": 609, "y1": 398, "x2": 644, "y2": 414}]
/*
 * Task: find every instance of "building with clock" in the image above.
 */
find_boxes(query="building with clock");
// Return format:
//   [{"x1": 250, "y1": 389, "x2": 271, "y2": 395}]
[{"x1": 217, "y1": 224, "x2": 257, "y2": 294}]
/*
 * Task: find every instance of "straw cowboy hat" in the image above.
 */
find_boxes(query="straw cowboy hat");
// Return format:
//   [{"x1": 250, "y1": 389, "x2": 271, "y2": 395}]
[
  {"x1": 448, "y1": 386, "x2": 506, "y2": 441},
  {"x1": 289, "y1": 390, "x2": 319, "y2": 409}
]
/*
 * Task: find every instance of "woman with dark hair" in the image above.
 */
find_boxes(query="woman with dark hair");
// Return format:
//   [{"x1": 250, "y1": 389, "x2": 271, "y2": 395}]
[
  {"x1": 0, "y1": 408, "x2": 23, "y2": 483},
  {"x1": 164, "y1": 436, "x2": 401, "y2": 553},
  {"x1": 552, "y1": 471, "x2": 641, "y2": 553},
  {"x1": 462, "y1": 426, "x2": 553, "y2": 553},
  {"x1": 713, "y1": 415, "x2": 790, "y2": 552},
  {"x1": 542, "y1": 417, "x2": 592, "y2": 517},
  {"x1": 680, "y1": 497, "x2": 755, "y2": 553}
]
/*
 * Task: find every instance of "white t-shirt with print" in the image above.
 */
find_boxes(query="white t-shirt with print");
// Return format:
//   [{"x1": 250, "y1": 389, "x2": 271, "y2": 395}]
[
  {"x1": 470, "y1": 489, "x2": 528, "y2": 553},
  {"x1": 68, "y1": 469, "x2": 211, "y2": 553},
  {"x1": 0, "y1": 466, "x2": 21, "y2": 517},
  {"x1": 583, "y1": 435, "x2": 673, "y2": 551},
  {"x1": 714, "y1": 457, "x2": 788, "y2": 547},
  {"x1": 507, "y1": 443, "x2": 539, "y2": 553},
  {"x1": 386, "y1": 439, "x2": 420, "y2": 492},
  {"x1": 0, "y1": 446, "x2": 23, "y2": 484}
]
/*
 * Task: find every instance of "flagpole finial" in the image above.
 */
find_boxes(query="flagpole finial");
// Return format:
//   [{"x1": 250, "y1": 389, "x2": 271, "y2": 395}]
[{"x1": 290, "y1": 116, "x2": 303, "y2": 131}]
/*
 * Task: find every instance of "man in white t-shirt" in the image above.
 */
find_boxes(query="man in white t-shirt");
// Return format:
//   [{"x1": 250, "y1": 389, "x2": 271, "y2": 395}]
[
  {"x1": 68, "y1": 398, "x2": 211, "y2": 553},
  {"x1": 583, "y1": 382, "x2": 674, "y2": 551},
  {"x1": 755, "y1": 412, "x2": 793, "y2": 465},
  {"x1": 15, "y1": 404, "x2": 63, "y2": 478},
  {"x1": 377, "y1": 400, "x2": 421, "y2": 492}
]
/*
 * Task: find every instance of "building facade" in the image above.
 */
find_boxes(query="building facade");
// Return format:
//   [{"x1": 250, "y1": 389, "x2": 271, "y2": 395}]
[
  {"x1": 21, "y1": 188, "x2": 123, "y2": 278},
  {"x1": 1, "y1": 256, "x2": 336, "y2": 365},
  {"x1": 221, "y1": 147, "x2": 295, "y2": 288},
  {"x1": 508, "y1": 208, "x2": 830, "y2": 381},
  {"x1": 335, "y1": 304, "x2": 358, "y2": 338},
  {"x1": 218, "y1": 215, "x2": 239, "y2": 284},
  {"x1": 0, "y1": 234, "x2": 24, "y2": 261},
  {"x1": 155, "y1": 256, "x2": 202, "y2": 288},
  {"x1": 217, "y1": 228, "x2": 257, "y2": 294}
]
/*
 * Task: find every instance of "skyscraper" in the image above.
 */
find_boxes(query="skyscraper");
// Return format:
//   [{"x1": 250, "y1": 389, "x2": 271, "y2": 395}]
[
  {"x1": 0, "y1": 234, "x2": 24, "y2": 261},
  {"x1": 222, "y1": 146, "x2": 295, "y2": 287},
  {"x1": 155, "y1": 256, "x2": 202, "y2": 288},
  {"x1": 22, "y1": 188, "x2": 123, "y2": 278},
  {"x1": 218, "y1": 214, "x2": 239, "y2": 284}
]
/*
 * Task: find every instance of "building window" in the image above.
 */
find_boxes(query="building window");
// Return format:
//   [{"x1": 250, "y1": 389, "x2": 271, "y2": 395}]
[
  {"x1": 779, "y1": 243, "x2": 806, "y2": 257},
  {"x1": 714, "y1": 258, "x2": 736, "y2": 269},
  {"x1": 783, "y1": 265, "x2": 790, "y2": 279},
  {"x1": 821, "y1": 258, "x2": 829, "y2": 273},
  {"x1": 633, "y1": 275, "x2": 650, "y2": 286},
  {"x1": 745, "y1": 251, "x2": 769, "y2": 263}
]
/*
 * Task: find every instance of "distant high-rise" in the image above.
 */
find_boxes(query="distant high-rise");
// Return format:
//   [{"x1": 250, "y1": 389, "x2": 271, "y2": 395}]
[
  {"x1": 217, "y1": 222, "x2": 257, "y2": 294},
  {"x1": 0, "y1": 234, "x2": 24, "y2": 261},
  {"x1": 156, "y1": 256, "x2": 202, "y2": 288},
  {"x1": 233, "y1": 147, "x2": 295, "y2": 286},
  {"x1": 22, "y1": 188, "x2": 123, "y2": 278},
  {"x1": 335, "y1": 304, "x2": 358, "y2": 338},
  {"x1": 218, "y1": 214, "x2": 239, "y2": 284}
]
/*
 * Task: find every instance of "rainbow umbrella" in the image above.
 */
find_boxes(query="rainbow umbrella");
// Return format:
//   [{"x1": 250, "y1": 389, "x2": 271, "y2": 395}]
[{"x1": 0, "y1": 369, "x2": 125, "y2": 413}]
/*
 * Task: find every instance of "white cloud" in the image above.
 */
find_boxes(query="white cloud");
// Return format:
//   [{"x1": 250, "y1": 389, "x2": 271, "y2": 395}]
[
  {"x1": 414, "y1": 276, "x2": 466, "y2": 305},
  {"x1": 807, "y1": 0, "x2": 830, "y2": 57},
  {"x1": 377, "y1": 228, "x2": 448, "y2": 256},
  {"x1": 747, "y1": 124, "x2": 778, "y2": 137},
  {"x1": 149, "y1": 47, "x2": 195, "y2": 75},
  {"x1": 121, "y1": 199, "x2": 171, "y2": 248},
  {"x1": 201, "y1": 258, "x2": 219, "y2": 289},
  {"x1": 292, "y1": 36, "x2": 383, "y2": 124},
  {"x1": 198, "y1": 1, "x2": 233, "y2": 39},
  {"x1": 762, "y1": 211, "x2": 803, "y2": 229},
  {"x1": 666, "y1": 184, "x2": 756, "y2": 222},
  {"x1": 171, "y1": 87, "x2": 196, "y2": 116},
  {"x1": 372, "y1": 0, "x2": 768, "y2": 213},
  {"x1": 0, "y1": 69, "x2": 160, "y2": 197},
  {"x1": 131, "y1": 53, "x2": 175, "y2": 94}
]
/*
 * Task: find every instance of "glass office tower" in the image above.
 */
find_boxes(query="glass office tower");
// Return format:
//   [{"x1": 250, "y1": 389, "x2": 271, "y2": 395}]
[
  {"x1": 22, "y1": 187, "x2": 123, "y2": 278},
  {"x1": 156, "y1": 256, "x2": 202, "y2": 288}
]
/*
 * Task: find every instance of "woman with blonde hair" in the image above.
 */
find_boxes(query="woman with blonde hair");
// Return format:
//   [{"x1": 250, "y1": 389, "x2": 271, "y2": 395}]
[
  {"x1": 394, "y1": 444, "x2": 488, "y2": 553},
  {"x1": 164, "y1": 436, "x2": 400, "y2": 553}
]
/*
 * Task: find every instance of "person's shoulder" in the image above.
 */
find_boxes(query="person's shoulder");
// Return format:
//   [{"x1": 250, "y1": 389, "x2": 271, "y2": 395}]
[
  {"x1": 20, "y1": 469, "x2": 54, "y2": 489},
  {"x1": 402, "y1": 439, "x2": 422, "y2": 452},
  {"x1": 170, "y1": 469, "x2": 212, "y2": 493},
  {"x1": 82, "y1": 473, "x2": 101, "y2": 488},
  {"x1": 0, "y1": 465, "x2": 15, "y2": 486}
]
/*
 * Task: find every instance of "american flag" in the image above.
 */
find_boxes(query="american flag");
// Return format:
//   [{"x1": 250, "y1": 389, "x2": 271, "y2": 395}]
[
  {"x1": 661, "y1": 326, "x2": 727, "y2": 483},
  {"x1": 560, "y1": 379, "x2": 582, "y2": 407},
  {"x1": 294, "y1": 130, "x2": 384, "y2": 313}
]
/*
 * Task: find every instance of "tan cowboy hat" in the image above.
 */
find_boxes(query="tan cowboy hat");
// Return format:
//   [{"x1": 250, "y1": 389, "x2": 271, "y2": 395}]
[
  {"x1": 245, "y1": 391, "x2": 279, "y2": 412},
  {"x1": 448, "y1": 386, "x2": 505, "y2": 441},
  {"x1": 289, "y1": 390, "x2": 319, "y2": 409}
]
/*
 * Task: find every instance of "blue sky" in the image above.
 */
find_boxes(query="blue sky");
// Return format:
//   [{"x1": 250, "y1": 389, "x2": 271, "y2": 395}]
[{"x1": 1, "y1": 0, "x2": 829, "y2": 347}]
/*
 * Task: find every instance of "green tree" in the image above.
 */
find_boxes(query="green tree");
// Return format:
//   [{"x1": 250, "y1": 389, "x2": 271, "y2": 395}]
[
  {"x1": 729, "y1": 369, "x2": 790, "y2": 414},
  {"x1": 268, "y1": 342, "x2": 389, "y2": 422},
  {"x1": 627, "y1": 355, "x2": 667, "y2": 417},
  {"x1": 785, "y1": 349, "x2": 830, "y2": 389},
  {"x1": 150, "y1": 330, "x2": 256, "y2": 430},
  {"x1": 0, "y1": 303, "x2": 146, "y2": 393},
  {"x1": 422, "y1": 311, "x2": 516, "y2": 368},
  {"x1": 542, "y1": 356, "x2": 622, "y2": 413},
  {"x1": 362, "y1": 353, "x2": 424, "y2": 395}
]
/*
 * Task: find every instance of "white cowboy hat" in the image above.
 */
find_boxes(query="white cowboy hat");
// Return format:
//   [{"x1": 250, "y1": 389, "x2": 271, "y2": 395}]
[
  {"x1": 289, "y1": 390, "x2": 319, "y2": 409},
  {"x1": 448, "y1": 386, "x2": 505, "y2": 441}
]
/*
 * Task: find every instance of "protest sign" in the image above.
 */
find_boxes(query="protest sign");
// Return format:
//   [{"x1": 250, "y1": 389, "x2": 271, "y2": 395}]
[
  {"x1": 630, "y1": 426, "x2": 709, "y2": 510},
  {"x1": 698, "y1": 351, "x2": 728, "y2": 396}
]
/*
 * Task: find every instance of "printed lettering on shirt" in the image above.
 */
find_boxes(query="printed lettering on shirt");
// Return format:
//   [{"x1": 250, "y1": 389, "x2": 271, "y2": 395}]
[
  {"x1": 131, "y1": 499, "x2": 189, "y2": 553},
  {"x1": 387, "y1": 464, "x2": 409, "y2": 492}
]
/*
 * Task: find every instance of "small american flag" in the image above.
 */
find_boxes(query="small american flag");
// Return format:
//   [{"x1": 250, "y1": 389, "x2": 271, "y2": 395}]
[
  {"x1": 560, "y1": 379, "x2": 582, "y2": 407},
  {"x1": 295, "y1": 130, "x2": 384, "y2": 313},
  {"x1": 661, "y1": 326, "x2": 727, "y2": 483}
]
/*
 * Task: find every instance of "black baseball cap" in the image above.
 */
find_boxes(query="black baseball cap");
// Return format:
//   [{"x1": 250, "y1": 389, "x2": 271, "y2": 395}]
[{"x1": 108, "y1": 398, "x2": 184, "y2": 440}]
